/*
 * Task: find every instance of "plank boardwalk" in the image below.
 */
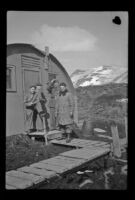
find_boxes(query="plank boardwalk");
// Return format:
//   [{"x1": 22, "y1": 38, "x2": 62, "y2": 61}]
[
  {"x1": 51, "y1": 138, "x2": 110, "y2": 149},
  {"x1": 6, "y1": 138, "x2": 111, "y2": 189}
]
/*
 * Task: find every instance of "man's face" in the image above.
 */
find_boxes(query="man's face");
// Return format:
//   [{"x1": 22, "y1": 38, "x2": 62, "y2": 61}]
[
  {"x1": 60, "y1": 85, "x2": 66, "y2": 92},
  {"x1": 36, "y1": 86, "x2": 41, "y2": 91},
  {"x1": 54, "y1": 82, "x2": 59, "y2": 87},
  {"x1": 30, "y1": 87, "x2": 35, "y2": 94}
]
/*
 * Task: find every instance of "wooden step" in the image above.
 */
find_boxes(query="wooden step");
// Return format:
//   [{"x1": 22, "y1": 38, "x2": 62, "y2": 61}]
[{"x1": 28, "y1": 130, "x2": 64, "y2": 140}]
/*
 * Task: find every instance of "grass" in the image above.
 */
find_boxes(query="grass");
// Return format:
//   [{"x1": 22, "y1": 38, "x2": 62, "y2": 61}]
[{"x1": 6, "y1": 134, "x2": 73, "y2": 172}]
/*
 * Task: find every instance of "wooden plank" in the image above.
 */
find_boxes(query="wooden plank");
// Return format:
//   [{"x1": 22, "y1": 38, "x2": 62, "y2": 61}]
[
  {"x1": 6, "y1": 175, "x2": 33, "y2": 189},
  {"x1": 71, "y1": 140, "x2": 109, "y2": 148},
  {"x1": 51, "y1": 140, "x2": 76, "y2": 147},
  {"x1": 29, "y1": 162, "x2": 74, "y2": 174},
  {"x1": 48, "y1": 130, "x2": 64, "y2": 134},
  {"x1": 79, "y1": 145, "x2": 110, "y2": 150},
  {"x1": 29, "y1": 130, "x2": 64, "y2": 138},
  {"x1": 6, "y1": 184, "x2": 17, "y2": 189},
  {"x1": 6, "y1": 170, "x2": 44, "y2": 184},
  {"x1": 40, "y1": 156, "x2": 85, "y2": 167},
  {"x1": 38, "y1": 157, "x2": 85, "y2": 170},
  {"x1": 51, "y1": 139, "x2": 110, "y2": 150},
  {"x1": 71, "y1": 139, "x2": 98, "y2": 144},
  {"x1": 71, "y1": 140, "x2": 102, "y2": 145},
  {"x1": 17, "y1": 166, "x2": 56, "y2": 179},
  {"x1": 84, "y1": 143, "x2": 109, "y2": 147},
  {"x1": 60, "y1": 148, "x2": 110, "y2": 161},
  {"x1": 29, "y1": 132, "x2": 45, "y2": 136},
  {"x1": 70, "y1": 139, "x2": 86, "y2": 143},
  {"x1": 84, "y1": 141, "x2": 107, "y2": 145},
  {"x1": 76, "y1": 142, "x2": 107, "y2": 147},
  {"x1": 51, "y1": 139, "x2": 103, "y2": 147},
  {"x1": 111, "y1": 125, "x2": 121, "y2": 158}
]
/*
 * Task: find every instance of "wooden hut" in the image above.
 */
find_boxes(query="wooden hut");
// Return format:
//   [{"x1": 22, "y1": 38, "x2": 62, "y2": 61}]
[{"x1": 6, "y1": 43, "x2": 78, "y2": 136}]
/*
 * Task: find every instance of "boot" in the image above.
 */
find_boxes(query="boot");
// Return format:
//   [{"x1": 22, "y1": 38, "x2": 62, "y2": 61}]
[{"x1": 66, "y1": 133, "x2": 71, "y2": 143}]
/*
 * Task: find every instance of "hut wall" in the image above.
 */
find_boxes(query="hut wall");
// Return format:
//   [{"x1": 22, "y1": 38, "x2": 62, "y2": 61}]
[{"x1": 6, "y1": 54, "x2": 24, "y2": 136}]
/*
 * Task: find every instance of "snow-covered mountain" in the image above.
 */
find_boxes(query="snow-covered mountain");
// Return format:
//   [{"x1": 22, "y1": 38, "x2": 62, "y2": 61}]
[{"x1": 70, "y1": 66, "x2": 127, "y2": 88}]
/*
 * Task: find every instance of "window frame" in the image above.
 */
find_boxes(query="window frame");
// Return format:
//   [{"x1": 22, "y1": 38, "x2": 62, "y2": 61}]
[
  {"x1": 48, "y1": 73, "x2": 57, "y2": 82},
  {"x1": 6, "y1": 65, "x2": 17, "y2": 92}
]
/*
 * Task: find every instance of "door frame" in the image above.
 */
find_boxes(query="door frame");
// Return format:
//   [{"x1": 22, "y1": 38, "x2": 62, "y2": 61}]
[{"x1": 22, "y1": 67, "x2": 42, "y2": 130}]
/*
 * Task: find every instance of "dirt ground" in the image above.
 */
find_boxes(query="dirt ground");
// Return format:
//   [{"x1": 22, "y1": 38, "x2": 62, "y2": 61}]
[{"x1": 6, "y1": 133, "x2": 127, "y2": 190}]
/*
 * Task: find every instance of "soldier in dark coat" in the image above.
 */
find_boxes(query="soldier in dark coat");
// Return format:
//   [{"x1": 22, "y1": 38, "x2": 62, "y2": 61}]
[{"x1": 55, "y1": 82, "x2": 75, "y2": 143}]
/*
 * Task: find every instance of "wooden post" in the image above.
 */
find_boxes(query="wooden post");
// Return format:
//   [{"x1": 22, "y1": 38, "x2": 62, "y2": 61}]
[
  {"x1": 43, "y1": 116, "x2": 48, "y2": 145},
  {"x1": 111, "y1": 123, "x2": 121, "y2": 158},
  {"x1": 124, "y1": 116, "x2": 128, "y2": 143},
  {"x1": 44, "y1": 46, "x2": 49, "y2": 70},
  {"x1": 81, "y1": 119, "x2": 92, "y2": 138},
  {"x1": 74, "y1": 95, "x2": 78, "y2": 124}
]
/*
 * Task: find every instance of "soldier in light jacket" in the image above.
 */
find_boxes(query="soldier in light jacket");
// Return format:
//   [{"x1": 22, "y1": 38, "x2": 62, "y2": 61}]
[{"x1": 55, "y1": 82, "x2": 75, "y2": 143}]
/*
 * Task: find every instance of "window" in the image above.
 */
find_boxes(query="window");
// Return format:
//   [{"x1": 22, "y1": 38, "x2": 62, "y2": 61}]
[
  {"x1": 48, "y1": 73, "x2": 56, "y2": 82},
  {"x1": 6, "y1": 65, "x2": 17, "y2": 92}
]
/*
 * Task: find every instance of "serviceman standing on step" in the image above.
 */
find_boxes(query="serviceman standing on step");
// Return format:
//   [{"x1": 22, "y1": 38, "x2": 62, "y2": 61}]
[
  {"x1": 55, "y1": 82, "x2": 75, "y2": 143},
  {"x1": 24, "y1": 85, "x2": 38, "y2": 132}
]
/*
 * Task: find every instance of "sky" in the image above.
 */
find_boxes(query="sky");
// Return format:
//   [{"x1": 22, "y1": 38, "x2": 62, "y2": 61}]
[{"x1": 7, "y1": 11, "x2": 128, "y2": 75}]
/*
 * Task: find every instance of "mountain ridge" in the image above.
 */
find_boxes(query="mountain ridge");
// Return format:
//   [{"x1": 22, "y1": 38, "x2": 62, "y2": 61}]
[{"x1": 70, "y1": 66, "x2": 127, "y2": 88}]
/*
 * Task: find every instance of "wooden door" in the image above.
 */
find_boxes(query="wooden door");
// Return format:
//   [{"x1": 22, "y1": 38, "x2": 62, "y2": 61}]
[
  {"x1": 22, "y1": 67, "x2": 42, "y2": 130},
  {"x1": 23, "y1": 68, "x2": 41, "y2": 94}
]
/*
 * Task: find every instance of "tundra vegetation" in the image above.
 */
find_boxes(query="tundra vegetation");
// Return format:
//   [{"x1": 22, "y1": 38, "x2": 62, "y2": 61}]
[{"x1": 76, "y1": 83, "x2": 127, "y2": 138}]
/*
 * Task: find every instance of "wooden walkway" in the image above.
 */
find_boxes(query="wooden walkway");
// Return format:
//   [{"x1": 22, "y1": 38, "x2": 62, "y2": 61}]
[
  {"x1": 51, "y1": 138, "x2": 111, "y2": 149},
  {"x1": 6, "y1": 138, "x2": 111, "y2": 189}
]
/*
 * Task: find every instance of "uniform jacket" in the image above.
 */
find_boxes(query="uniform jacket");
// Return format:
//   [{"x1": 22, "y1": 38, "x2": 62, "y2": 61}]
[
  {"x1": 24, "y1": 92, "x2": 38, "y2": 106},
  {"x1": 55, "y1": 90, "x2": 75, "y2": 125},
  {"x1": 24, "y1": 91, "x2": 47, "y2": 113}
]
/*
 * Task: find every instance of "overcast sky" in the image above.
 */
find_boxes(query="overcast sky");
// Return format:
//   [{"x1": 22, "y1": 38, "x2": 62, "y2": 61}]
[{"x1": 7, "y1": 11, "x2": 128, "y2": 74}]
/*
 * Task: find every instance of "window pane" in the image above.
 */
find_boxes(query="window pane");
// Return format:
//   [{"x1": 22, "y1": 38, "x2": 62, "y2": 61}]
[
  {"x1": 7, "y1": 68, "x2": 12, "y2": 89},
  {"x1": 48, "y1": 73, "x2": 56, "y2": 82}
]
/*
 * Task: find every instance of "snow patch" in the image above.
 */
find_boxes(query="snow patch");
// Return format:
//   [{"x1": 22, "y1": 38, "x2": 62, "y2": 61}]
[{"x1": 94, "y1": 128, "x2": 106, "y2": 133}]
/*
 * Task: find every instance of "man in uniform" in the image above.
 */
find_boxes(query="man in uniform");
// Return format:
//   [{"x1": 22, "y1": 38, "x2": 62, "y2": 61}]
[
  {"x1": 55, "y1": 82, "x2": 75, "y2": 143},
  {"x1": 24, "y1": 85, "x2": 38, "y2": 132},
  {"x1": 35, "y1": 83, "x2": 49, "y2": 131}
]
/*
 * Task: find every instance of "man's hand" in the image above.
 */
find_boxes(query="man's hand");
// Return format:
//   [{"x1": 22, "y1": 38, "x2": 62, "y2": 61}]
[
  {"x1": 55, "y1": 113, "x2": 58, "y2": 118},
  {"x1": 70, "y1": 112, "x2": 73, "y2": 118}
]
